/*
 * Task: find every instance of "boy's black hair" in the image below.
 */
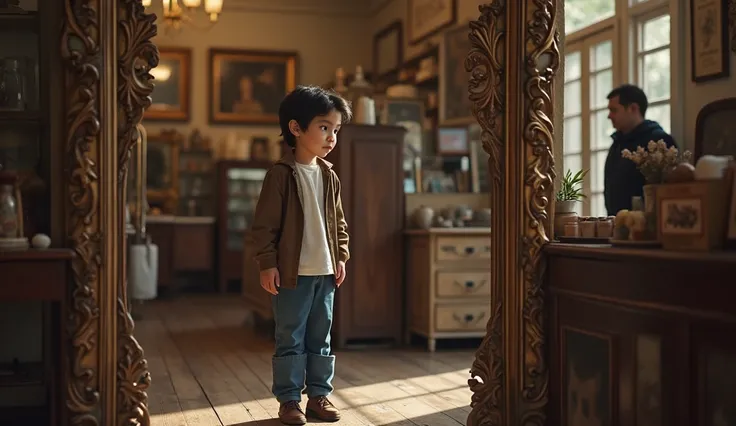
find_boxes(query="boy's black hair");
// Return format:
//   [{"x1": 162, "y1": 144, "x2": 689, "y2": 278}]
[
  {"x1": 278, "y1": 85, "x2": 353, "y2": 148},
  {"x1": 607, "y1": 84, "x2": 649, "y2": 117}
]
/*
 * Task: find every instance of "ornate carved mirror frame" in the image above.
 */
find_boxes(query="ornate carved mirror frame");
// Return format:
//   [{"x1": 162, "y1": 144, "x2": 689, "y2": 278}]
[
  {"x1": 465, "y1": 0, "x2": 561, "y2": 424},
  {"x1": 61, "y1": 0, "x2": 158, "y2": 424}
]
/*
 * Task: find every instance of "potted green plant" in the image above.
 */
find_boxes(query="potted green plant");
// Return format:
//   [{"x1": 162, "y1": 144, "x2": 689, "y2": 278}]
[{"x1": 554, "y1": 168, "x2": 588, "y2": 238}]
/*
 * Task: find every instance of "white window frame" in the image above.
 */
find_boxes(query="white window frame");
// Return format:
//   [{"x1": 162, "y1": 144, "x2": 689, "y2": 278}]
[{"x1": 565, "y1": 26, "x2": 619, "y2": 216}]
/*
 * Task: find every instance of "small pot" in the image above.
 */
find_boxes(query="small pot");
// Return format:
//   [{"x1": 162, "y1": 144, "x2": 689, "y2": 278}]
[{"x1": 554, "y1": 199, "x2": 581, "y2": 239}]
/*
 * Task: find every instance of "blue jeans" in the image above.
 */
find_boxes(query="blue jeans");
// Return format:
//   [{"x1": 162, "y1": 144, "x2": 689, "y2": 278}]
[{"x1": 271, "y1": 275, "x2": 336, "y2": 403}]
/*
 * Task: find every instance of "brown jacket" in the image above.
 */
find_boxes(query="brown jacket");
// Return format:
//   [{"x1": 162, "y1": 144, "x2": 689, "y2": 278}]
[{"x1": 247, "y1": 151, "x2": 349, "y2": 289}]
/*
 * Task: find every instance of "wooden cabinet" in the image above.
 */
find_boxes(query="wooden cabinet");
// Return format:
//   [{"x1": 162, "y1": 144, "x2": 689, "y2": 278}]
[
  {"x1": 0, "y1": 250, "x2": 72, "y2": 425},
  {"x1": 326, "y1": 124, "x2": 406, "y2": 348},
  {"x1": 405, "y1": 228, "x2": 491, "y2": 352},
  {"x1": 146, "y1": 216, "x2": 215, "y2": 291},
  {"x1": 546, "y1": 244, "x2": 736, "y2": 426}
]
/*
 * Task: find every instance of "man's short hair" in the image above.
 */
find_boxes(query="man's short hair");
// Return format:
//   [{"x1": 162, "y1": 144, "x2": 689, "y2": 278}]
[{"x1": 607, "y1": 84, "x2": 648, "y2": 117}]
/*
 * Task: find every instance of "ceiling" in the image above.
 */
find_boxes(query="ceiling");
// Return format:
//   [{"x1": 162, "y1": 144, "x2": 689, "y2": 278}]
[{"x1": 226, "y1": 0, "x2": 393, "y2": 16}]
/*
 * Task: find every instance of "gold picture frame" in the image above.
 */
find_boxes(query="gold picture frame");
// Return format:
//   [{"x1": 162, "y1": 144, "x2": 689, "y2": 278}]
[
  {"x1": 146, "y1": 129, "x2": 181, "y2": 213},
  {"x1": 208, "y1": 48, "x2": 298, "y2": 125},
  {"x1": 144, "y1": 47, "x2": 191, "y2": 121}
]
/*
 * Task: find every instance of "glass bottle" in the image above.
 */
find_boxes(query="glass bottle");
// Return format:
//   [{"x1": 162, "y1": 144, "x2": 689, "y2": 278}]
[
  {"x1": 0, "y1": 58, "x2": 26, "y2": 111},
  {"x1": 0, "y1": 178, "x2": 19, "y2": 238}
]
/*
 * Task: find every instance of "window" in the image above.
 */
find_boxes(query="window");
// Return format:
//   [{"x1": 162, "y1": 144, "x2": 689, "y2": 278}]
[
  {"x1": 563, "y1": 35, "x2": 615, "y2": 217},
  {"x1": 565, "y1": 0, "x2": 616, "y2": 34},
  {"x1": 561, "y1": 0, "x2": 675, "y2": 216},
  {"x1": 636, "y1": 13, "x2": 671, "y2": 133}
]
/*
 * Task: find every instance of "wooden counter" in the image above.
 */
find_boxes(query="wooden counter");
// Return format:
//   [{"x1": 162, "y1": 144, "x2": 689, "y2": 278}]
[
  {"x1": 0, "y1": 249, "x2": 73, "y2": 425},
  {"x1": 545, "y1": 243, "x2": 736, "y2": 426},
  {"x1": 145, "y1": 216, "x2": 215, "y2": 291}
]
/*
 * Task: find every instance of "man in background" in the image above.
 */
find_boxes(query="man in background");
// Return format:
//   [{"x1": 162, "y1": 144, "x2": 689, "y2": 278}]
[{"x1": 603, "y1": 84, "x2": 676, "y2": 215}]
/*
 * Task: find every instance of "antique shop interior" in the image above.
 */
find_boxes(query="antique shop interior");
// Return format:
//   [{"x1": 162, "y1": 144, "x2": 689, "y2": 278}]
[{"x1": 1, "y1": 0, "x2": 736, "y2": 424}]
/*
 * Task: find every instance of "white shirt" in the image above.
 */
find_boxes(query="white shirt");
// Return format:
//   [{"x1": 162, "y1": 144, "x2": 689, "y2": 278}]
[{"x1": 294, "y1": 163, "x2": 334, "y2": 276}]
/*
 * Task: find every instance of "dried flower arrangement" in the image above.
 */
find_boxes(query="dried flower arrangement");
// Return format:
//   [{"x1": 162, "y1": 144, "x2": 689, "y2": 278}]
[{"x1": 621, "y1": 140, "x2": 692, "y2": 184}]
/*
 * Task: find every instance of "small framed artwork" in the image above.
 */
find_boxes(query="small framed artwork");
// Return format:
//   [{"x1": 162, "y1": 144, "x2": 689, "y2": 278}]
[
  {"x1": 145, "y1": 47, "x2": 191, "y2": 121},
  {"x1": 437, "y1": 126, "x2": 469, "y2": 155},
  {"x1": 373, "y1": 21, "x2": 403, "y2": 80},
  {"x1": 407, "y1": 0, "x2": 456, "y2": 45},
  {"x1": 209, "y1": 49, "x2": 298, "y2": 125},
  {"x1": 690, "y1": 0, "x2": 730, "y2": 82},
  {"x1": 146, "y1": 129, "x2": 182, "y2": 213},
  {"x1": 439, "y1": 23, "x2": 475, "y2": 125}
]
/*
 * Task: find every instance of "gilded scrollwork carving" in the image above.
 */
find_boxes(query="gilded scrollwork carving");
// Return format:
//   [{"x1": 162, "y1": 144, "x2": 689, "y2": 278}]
[
  {"x1": 116, "y1": 1, "x2": 158, "y2": 425},
  {"x1": 61, "y1": 0, "x2": 103, "y2": 424},
  {"x1": 466, "y1": 2, "x2": 506, "y2": 426},
  {"x1": 520, "y1": 0, "x2": 559, "y2": 424},
  {"x1": 467, "y1": 0, "x2": 559, "y2": 424}
]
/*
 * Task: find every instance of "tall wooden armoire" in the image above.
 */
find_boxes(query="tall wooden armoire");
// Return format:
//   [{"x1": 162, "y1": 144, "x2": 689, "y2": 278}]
[{"x1": 326, "y1": 124, "x2": 406, "y2": 348}]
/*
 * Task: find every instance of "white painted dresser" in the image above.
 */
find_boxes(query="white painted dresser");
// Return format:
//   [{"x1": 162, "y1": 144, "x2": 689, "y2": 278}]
[{"x1": 404, "y1": 228, "x2": 491, "y2": 351}]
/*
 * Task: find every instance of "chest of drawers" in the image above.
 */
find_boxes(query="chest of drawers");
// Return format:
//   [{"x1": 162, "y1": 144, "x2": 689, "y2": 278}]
[{"x1": 405, "y1": 228, "x2": 491, "y2": 352}]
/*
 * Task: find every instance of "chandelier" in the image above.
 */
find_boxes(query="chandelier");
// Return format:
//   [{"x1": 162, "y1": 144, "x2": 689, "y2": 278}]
[{"x1": 141, "y1": 0, "x2": 224, "y2": 31}]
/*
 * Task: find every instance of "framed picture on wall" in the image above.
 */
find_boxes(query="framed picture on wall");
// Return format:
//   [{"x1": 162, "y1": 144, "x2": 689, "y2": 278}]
[
  {"x1": 690, "y1": 0, "x2": 730, "y2": 82},
  {"x1": 373, "y1": 20, "x2": 403, "y2": 79},
  {"x1": 209, "y1": 49, "x2": 298, "y2": 125},
  {"x1": 439, "y1": 23, "x2": 475, "y2": 125},
  {"x1": 145, "y1": 47, "x2": 191, "y2": 121},
  {"x1": 407, "y1": 0, "x2": 456, "y2": 45},
  {"x1": 437, "y1": 126, "x2": 469, "y2": 155}
]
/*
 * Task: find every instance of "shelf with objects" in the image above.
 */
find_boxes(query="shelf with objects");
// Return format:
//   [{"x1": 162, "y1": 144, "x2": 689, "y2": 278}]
[{"x1": 216, "y1": 159, "x2": 272, "y2": 293}]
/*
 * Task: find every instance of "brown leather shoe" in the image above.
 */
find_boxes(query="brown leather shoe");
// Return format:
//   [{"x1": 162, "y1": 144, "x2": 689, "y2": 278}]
[
  {"x1": 306, "y1": 396, "x2": 341, "y2": 422},
  {"x1": 278, "y1": 400, "x2": 306, "y2": 425}
]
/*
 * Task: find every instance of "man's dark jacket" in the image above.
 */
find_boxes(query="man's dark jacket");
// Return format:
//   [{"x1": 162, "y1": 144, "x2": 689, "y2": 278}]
[{"x1": 603, "y1": 119, "x2": 676, "y2": 215}]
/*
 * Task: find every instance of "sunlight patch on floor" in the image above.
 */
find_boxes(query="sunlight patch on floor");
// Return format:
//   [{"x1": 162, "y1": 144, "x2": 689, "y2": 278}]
[{"x1": 150, "y1": 368, "x2": 471, "y2": 424}]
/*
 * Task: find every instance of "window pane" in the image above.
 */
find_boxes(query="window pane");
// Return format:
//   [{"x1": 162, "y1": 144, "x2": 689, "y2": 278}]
[
  {"x1": 565, "y1": 52, "x2": 582, "y2": 82},
  {"x1": 590, "y1": 193, "x2": 606, "y2": 217},
  {"x1": 590, "y1": 40, "x2": 613, "y2": 71},
  {"x1": 564, "y1": 116, "x2": 583, "y2": 154},
  {"x1": 590, "y1": 69, "x2": 613, "y2": 109},
  {"x1": 563, "y1": 154, "x2": 583, "y2": 179},
  {"x1": 642, "y1": 15, "x2": 670, "y2": 51},
  {"x1": 647, "y1": 103, "x2": 671, "y2": 134},
  {"x1": 642, "y1": 49, "x2": 671, "y2": 101},
  {"x1": 564, "y1": 81, "x2": 582, "y2": 116},
  {"x1": 591, "y1": 109, "x2": 614, "y2": 150},
  {"x1": 565, "y1": 0, "x2": 616, "y2": 34},
  {"x1": 591, "y1": 150, "x2": 608, "y2": 192}
]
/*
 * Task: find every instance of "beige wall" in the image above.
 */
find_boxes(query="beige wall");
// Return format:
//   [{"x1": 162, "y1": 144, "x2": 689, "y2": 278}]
[{"x1": 143, "y1": 2, "x2": 371, "y2": 143}]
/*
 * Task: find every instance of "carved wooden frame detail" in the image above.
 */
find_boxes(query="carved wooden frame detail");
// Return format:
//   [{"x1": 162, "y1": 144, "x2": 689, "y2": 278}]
[
  {"x1": 466, "y1": 0, "x2": 560, "y2": 424},
  {"x1": 61, "y1": 0, "x2": 158, "y2": 424}
]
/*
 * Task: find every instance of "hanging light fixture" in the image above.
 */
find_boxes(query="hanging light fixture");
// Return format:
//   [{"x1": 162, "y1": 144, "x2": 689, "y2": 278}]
[{"x1": 141, "y1": 0, "x2": 224, "y2": 31}]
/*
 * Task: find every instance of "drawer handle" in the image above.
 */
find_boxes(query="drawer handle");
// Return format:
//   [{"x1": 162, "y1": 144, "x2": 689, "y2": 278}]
[
  {"x1": 440, "y1": 245, "x2": 478, "y2": 256},
  {"x1": 453, "y1": 311, "x2": 486, "y2": 326},
  {"x1": 454, "y1": 280, "x2": 488, "y2": 292}
]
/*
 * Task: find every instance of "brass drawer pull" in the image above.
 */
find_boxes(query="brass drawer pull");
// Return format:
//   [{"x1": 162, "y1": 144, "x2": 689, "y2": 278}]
[{"x1": 440, "y1": 245, "x2": 479, "y2": 256}]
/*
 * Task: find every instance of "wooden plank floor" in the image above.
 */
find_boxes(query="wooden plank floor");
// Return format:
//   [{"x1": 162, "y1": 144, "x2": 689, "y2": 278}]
[{"x1": 136, "y1": 295, "x2": 475, "y2": 426}]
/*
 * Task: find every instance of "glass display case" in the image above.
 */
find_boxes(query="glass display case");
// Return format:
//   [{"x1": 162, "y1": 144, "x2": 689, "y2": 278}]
[{"x1": 216, "y1": 159, "x2": 271, "y2": 293}]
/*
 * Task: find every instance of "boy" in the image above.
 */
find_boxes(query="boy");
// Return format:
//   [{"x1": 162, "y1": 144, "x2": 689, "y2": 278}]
[{"x1": 248, "y1": 85, "x2": 351, "y2": 425}]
